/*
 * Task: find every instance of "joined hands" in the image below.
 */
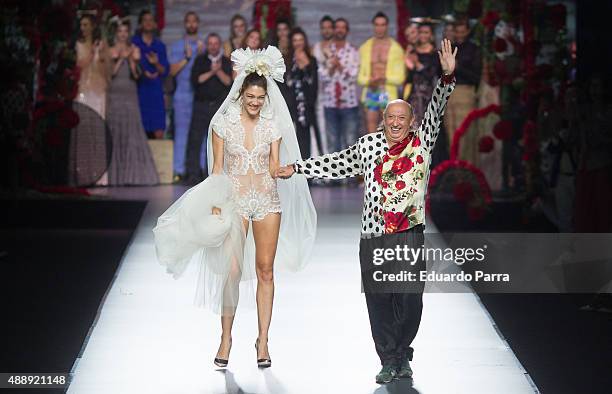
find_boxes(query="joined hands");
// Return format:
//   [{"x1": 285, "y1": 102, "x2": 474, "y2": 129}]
[{"x1": 273, "y1": 165, "x2": 295, "y2": 179}]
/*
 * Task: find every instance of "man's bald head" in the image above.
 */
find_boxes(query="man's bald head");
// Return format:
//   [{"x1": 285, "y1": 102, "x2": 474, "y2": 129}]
[
  {"x1": 383, "y1": 99, "x2": 413, "y2": 119},
  {"x1": 383, "y1": 99, "x2": 414, "y2": 146}
]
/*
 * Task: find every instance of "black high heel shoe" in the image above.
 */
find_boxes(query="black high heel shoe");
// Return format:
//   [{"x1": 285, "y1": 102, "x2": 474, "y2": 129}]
[
  {"x1": 255, "y1": 338, "x2": 272, "y2": 368},
  {"x1": 214, "y1": 338, "x2": 232, "y2": 368}
]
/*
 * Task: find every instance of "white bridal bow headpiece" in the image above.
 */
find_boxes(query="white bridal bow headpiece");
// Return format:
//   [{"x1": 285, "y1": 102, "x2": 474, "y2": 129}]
[{"x1": 231, "y1": 46, "x2": 286, "y2": 83}]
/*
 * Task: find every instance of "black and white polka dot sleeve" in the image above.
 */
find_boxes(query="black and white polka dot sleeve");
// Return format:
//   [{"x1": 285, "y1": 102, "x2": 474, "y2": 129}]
[
  {"x1": 419, "y1": 74, "x2": 456, "y2": 154},
  {"x1": 294, "y1": 141, "x2": 363, "y2": 179}
]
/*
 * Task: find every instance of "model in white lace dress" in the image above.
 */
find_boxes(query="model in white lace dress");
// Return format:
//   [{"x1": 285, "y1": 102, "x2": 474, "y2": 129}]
[
  {"x1": 210, "y1": 73, "x2": 282, "y2": 368},
  {"x1": 213, "y1": 103, "x2": 282, "y2": 221},
  {"x1": 153, "y1": 47, "x2": 317, "y2": 370}
]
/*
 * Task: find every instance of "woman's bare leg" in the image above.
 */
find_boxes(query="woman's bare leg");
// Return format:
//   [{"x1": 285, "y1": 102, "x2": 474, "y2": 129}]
[
  {"x1": 216, "y1": 217, "x2": 250, "y2": 360},
  {"x1": 365, "y1": 109, "x2": 381, "y2": 133},
  {"x1": 252, "y1": 213, "x2": 281, "y2": 359}
]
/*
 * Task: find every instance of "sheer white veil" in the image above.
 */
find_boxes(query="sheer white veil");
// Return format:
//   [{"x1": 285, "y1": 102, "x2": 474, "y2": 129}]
[{"x1": 206, "y1": 46, "x2": 317, "y2": 273}]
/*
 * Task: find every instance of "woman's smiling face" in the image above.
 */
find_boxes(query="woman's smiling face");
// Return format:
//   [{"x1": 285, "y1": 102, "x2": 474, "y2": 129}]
[{"x1": 242, "y1": 85, "x2": 267, "y2": 117}]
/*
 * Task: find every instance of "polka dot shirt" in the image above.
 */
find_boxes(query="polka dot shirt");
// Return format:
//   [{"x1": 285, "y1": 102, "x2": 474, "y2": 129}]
[{"x1": 294, "y1": 75, "x2": 456, "y2": 236}]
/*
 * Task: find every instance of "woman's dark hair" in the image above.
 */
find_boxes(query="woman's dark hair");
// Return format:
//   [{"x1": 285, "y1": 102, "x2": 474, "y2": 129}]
[
  {"x1": 242, "y1": 28, "x2": 261, "y2": 49},
  {"x1": 288, "y1": 27, "x2": 313, "y2": 61},
  {"x1": 110, "y1": 18, "x2": 131, "y2": 45},
  {"x1": 266, "y1": 18, "x2": 292, "y2": 47},
  {"x1": 78, "y1": 14, "x2": 101, "y2": 43},
  {"x1": 230, "y1": 14, "x2": 247, "y2": 39},
  {"x1": 236, "y1": 72, "x2": 268, "y2": 101}
]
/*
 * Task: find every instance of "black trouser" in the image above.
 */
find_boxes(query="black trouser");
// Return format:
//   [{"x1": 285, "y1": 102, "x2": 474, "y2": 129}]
[
  {"x1": 295, "y1": 121, "x2": 311, "y2": 159},
  {"x1": 359, "y1": 225, "x2": 425, "y2": 367},
  {"x1": 185, "y1": 99, "x2": 222, "y2": 180}
]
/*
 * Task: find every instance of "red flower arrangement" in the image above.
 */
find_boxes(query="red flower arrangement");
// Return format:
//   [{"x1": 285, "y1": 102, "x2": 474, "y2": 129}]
[
  {"x1": 450, "y1": 104, "x2": 501, "y2": 160},
  {"x1": 478, "y1": 135, "x2": 495, "y2": 153},
  {"x1": 427, "y1": 159, "x2": 493, "y2": 222},
  {"x1": 57, "y1": 107, "x2": 80, "y2": 129},
  {"x1": 481, "y1": 10, "x2": 500, "y2": 31},
  {"x1": 493, "y1": 120, "x2": 514, "y2": 140},
  {"x1": 453, "y1": 181, "x2": 474, "y2": 202},
  {"x1": 253, "y1": 0, "x2": 292, "y2": 40},
  {"x1": 494, "y1": 38, "x2": 508, "y2": 53}
]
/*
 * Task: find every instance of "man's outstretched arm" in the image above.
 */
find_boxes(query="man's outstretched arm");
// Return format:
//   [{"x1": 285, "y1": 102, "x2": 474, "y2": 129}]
[{"x1": 276, "y1": 140, "x2": 364, "y2": 179}]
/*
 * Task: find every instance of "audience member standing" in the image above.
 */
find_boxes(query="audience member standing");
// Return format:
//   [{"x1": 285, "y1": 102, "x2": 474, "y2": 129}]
[
  {"x1": 269, "y1": 19, "x2": 292, "y2": 62},
  {"x1": 69, "y1": 13, "x2": 110, "y2": 186},
  {"x1": 444, "y1": 19, "x2": 481, "y2": 164},
  {"x1": 319, "y1": 18, "x2": 360, "y2": 153},
  {"x1": 169, "y1": 11, "x2": 204, "y2": 182},
  {"x1": 287, "y1": 28, "x2": 319, "y2": 159},
  {"x1": 224, "y1": 14, "x2": 248, "y2": 56},
  {"x1": 402, "y1": 22, "x2": 418, "y2": 100},
  {"x1": 106, "y1": 18, "x2": 159, "y2": 186},
  {"x1": 132, "y1": 10, "x2": 169, "y2": 140},
  {"x1": 312, "y1": 15, "x2": 335, "y2": 153},
  {"x1": 358, "y1": 12, "x2": 405, "y2": 133},
  {"x1": 406, "y1": 22, "x2": 445, "y2": 165},
  {"x1": 242, "y1": 28, "x2": 262, "y2": 50},
  {"x1": 184, "y1": 33, "x2": 232, "y2": 184},
  {"x1": 443, "y1": 21, "x2": 456, "y2": 42}
]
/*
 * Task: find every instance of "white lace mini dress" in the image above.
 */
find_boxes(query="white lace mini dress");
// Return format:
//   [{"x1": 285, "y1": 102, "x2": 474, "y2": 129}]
[{"x1": 212, "y1": 105, "x2": 282, "y2": 221}]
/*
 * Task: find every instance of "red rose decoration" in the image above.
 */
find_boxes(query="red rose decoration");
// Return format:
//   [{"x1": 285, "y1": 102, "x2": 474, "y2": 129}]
[
  {"x1": 58, "y1": 108, "x2": 80, "y2": 129},
  {"x1": 412, "y1": 137, "x2": 421, "y2": 147},
  {"x1": 494, "y1": 38, "x2": 508, "y2": 53},
  {"x1": 384, "y1": 211, "x2": 409, "y2": 234},
  {"x1": 493, "y1": 120, "x2": 513, "y2": 140},
  {"x1": 481, "y1": 11, "x2": 500, "y2": 30},
  {"x1": 416, "y1": 155, "x2": 424, "y2": 164},
  {"x1": 395, "y1": 180, "x2": 406, "y2": 190},
  {"x1": 374, "y1": 163, "x2": 383, "y2": 184},
  {"x1": 478, "y1": 136, "x2": 494, "y2": 153},
  {"x1": 453, "y1": 181, "x2": 474, "y2": 202},
  {"x1": 382, "y1": 181, "x2": 389, "y2": 188},
  {"x1": 391, "y1": 156, "x2": 413, "y2": 175}
]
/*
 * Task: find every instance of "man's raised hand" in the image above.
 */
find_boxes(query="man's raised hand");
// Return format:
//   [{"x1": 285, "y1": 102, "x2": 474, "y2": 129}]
[{"x1": 438, "y1": 38, "x2": 457, "y2": 75}]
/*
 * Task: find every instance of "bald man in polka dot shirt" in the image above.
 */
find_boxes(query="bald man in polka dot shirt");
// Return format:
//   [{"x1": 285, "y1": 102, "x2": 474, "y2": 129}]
[{"x1": 276, "y1": 39, "x2": 457, "y2": 384}]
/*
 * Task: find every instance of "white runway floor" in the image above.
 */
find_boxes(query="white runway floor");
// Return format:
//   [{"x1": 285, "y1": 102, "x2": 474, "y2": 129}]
[{"x1": 67, "y1": 186, "x2": 538, "y2": 394}]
